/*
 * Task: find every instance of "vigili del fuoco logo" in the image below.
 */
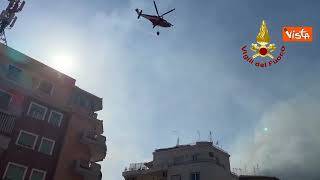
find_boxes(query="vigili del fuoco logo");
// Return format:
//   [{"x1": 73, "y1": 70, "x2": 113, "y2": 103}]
[{"x1": 241, "y1": 20, "x2": 286, "y2": 68}]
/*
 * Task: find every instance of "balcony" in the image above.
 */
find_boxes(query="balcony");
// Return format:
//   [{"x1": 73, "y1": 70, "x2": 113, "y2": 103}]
[
  {"x1": 80, "y1": 131, "x2": 107, "y2": 162},
  {"x1": 89, "y1": 113, "x2": 103, "y2": 135},
  {"x1": 0, "y1": 110, "x2": 16, "y2": 135},
  {"x1": 125, "y1": 163, "x2": 149, "y2": 172},
  {"x1": 74, "y1": 160, "x2": 102, "y2": 180},
  {"x1": 123, "y1": 162, "x2": 168, "y2": 178}
]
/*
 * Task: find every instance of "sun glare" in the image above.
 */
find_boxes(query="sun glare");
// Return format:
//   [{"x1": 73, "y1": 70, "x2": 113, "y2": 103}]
[{"x1": 50, "y1": 53, "x2": 76, "y2": 75}]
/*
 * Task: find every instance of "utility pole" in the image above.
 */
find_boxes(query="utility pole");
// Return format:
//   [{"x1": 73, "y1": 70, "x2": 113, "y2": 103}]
[{"x1": 0, "y1": 0, "x2": 25, "y2": 45}]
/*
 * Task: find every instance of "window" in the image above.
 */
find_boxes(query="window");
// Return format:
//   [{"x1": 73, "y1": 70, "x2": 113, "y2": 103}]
[
  {"x1": 209, "y1": 152, "x2": 214, "y2": 157},
  {"x1": 215, "y1": 157, "x2": 223, "y2": 167},
  {"x1": 72, "y1": 92, "x2": 93, "y2": 109},
  {"x1": 3, "y1": 162, "x2": 27, "y2": 180},
  {"x1": 29, "y1": 169, "x2": 46, "y2": 180},
  {"x1": 171, "y1": 175, "x2": 181, "y2": 180},
  {"x1": 16, "y1": 130, "x2": 38, "y2": 149},
  {"x1": 38, "y1": 80, "x2": 53, "y2": 95},
  {"x1": 216, "y1": 157, "x2": 220, "y2": 165},
  {"x1": 0, "y1": 90, "x2": 12, "y2": 109},
  {"x1": 79, "y1": 96, "x2": 89, "y2": 108},
  {"x1": 27, "y1": 102, "x2": 47, "y2": 120},
  {"x1": 48, "y1": 110, "x2": 63, "y2": 127},
  {"x1": 190, "y1": 172, "x2": 200, "y2": 180},
  {"x1": 7, "y1": 65, "x2": 22, "y2": 82},
  {"x1": 192, "y1": 154, "x2": 198, "y2": 161},
  {"x1": 162, "y1": 171, "x2": 167, "y2": 177},
  {"x1": 38, "y1": 137, "x2": 55, "y2": 155}
]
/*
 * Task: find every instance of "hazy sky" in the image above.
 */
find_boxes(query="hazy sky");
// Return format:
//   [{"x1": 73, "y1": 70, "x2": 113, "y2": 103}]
[{"x1": 2, "y1": 0, "x2": 320, "y2": 180}]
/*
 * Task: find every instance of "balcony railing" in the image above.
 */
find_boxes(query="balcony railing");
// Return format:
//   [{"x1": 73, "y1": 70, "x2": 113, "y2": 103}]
[
  {"x1": 123, "y1": 162, "x2": 168, "y2": 178},
  {"x1": 0, "y1": 110, "x2": 16, "y2": 135},
  {"x1": 74, "y1": 160, "x2": 102, "y2": 180},
  {"x1": 89, "y1": 115, "x2": 103, "y2": 135},
  {"x1": 125, "y1": 163, "x2": 149, "y2": 172},
  {"x1": 80, "y1": 131, "x2": 107, "y2": 162},
  {"x1": 123, "y1": 158, "x2": 226, "y2": 174}
]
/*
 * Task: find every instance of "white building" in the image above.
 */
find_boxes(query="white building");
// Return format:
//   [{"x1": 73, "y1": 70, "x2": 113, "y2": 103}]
[{"x1": 123, "y1": 141, "x2": 238, "y2": 180}]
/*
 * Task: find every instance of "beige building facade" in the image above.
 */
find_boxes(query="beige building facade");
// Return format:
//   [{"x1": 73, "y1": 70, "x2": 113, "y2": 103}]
[{"x1": 123, "y1": 141, "x2": 238, "y2": 180}]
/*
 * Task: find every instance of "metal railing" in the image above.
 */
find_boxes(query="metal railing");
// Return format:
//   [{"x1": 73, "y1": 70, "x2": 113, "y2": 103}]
[
  {"x1": 80, "y1": 131, "x2": 107, "y2": 162},
  {"x1": 0, "y1": 110, "x2": 15, "y2": 135},
  {"x1": 124, "y1": 157, "x2": 227, "y2": 173},
  {"x1": 77, "y1": 160, "x2": 101, "y2": 171},
  {"x1": 81, "y1": 131, "x2": 106, "y2": 147},
  {"x1": 74, "y1": 160, "x2": 102, "y2": 180},
  {"x1": 125, "y1": 163, "x2": 149, "y2": 172}
]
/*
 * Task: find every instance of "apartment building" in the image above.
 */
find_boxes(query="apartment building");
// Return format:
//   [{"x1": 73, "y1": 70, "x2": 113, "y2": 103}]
[
  {"x1": 0, "y1": 43, "x2": 106, "y2": 180},
  {"x1": 123, "y1": 141, "x2": 238, "y2": 180}
]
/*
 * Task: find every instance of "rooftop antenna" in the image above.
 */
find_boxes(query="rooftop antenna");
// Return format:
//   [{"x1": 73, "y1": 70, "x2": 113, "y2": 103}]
[
  {"x1": 256, "y1": 164, "x2": 260, "y2": 175},
  {"x1": 176, "y1": 136, "x2": 180, "y2": 146},
  {"x1": 197, "y1": 130, "x2": 200, "y2": 142},
  {"x1": 0, "y1": 0, "x2": 25, "y2": 45},
  {"x1": 209, "y1": 131, "x2": 213, "y2": 143},
  {"x1": 172, "y1": 130, "x2": 180, "y2": 146}
]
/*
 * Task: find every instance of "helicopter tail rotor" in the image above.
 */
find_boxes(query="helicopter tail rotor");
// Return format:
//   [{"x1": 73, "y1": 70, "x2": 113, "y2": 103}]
[{"x1": 135, "y1": 9, "x2": 142, "y2": 19}]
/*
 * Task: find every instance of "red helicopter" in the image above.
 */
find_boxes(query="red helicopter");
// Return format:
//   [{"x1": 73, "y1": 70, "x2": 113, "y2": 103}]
[{"x1": 135, "y1": 1, "x2": 175, "y2": 35}]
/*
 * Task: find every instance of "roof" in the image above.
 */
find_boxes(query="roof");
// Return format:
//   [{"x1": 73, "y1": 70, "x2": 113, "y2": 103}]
[
  {"x1": 155, "y1": 141, "x2": 230, "y2": 156},
  {"x1": 0, "y1": 43, "x2": 76, "y2": 85},
  {"x1": 239, "y1": 175, "x2": 280, "y2": 180},
  {"x1": 155, "y1": 144, "x2": 191, "y2": 152},
  {"x1": 0, "y1": 44, "x2": 102, "y2": 111}
]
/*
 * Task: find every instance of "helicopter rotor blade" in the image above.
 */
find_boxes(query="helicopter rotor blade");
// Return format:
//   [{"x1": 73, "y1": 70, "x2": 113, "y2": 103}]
[
  {"x1": 161, "y1": 8, "x2": 175, "y2": 17},
  {"x1": 153, "y1": 1, "x2": 160, "y2": 17}
]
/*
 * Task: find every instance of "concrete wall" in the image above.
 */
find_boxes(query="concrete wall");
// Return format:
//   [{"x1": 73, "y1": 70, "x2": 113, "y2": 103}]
[
  {"x1": 153, "y1": 142, "x2": 231, "y2": 172},
  {"x1": 53, "y1": 109, "x2": 101, "y2": 180},
  {"x1": 0, "y1": 45, "x2": 75, "y2": 110},
  {"x1": 168, "y1": 162, "x2": 234, "y2": 180},
  {"x1": 124, "y1": 142, "x2": 236, "y2": 180}
]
